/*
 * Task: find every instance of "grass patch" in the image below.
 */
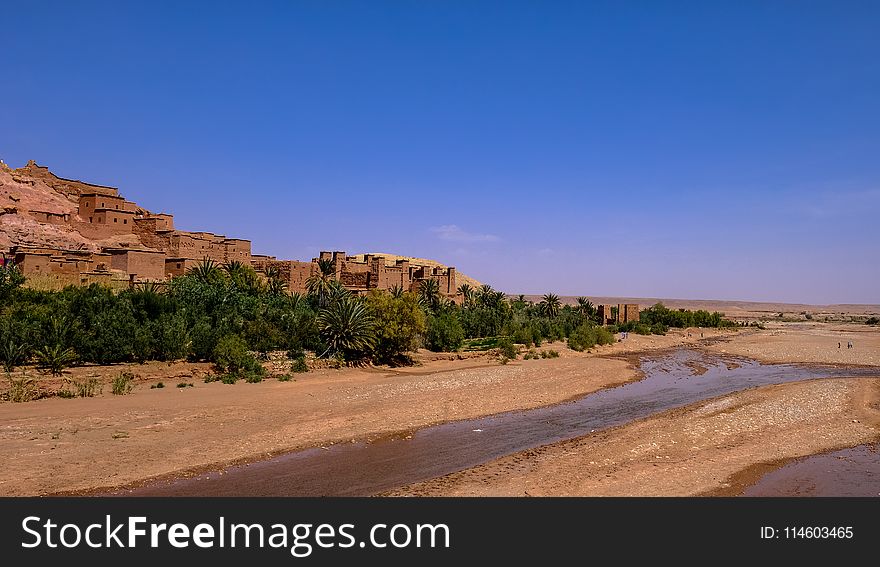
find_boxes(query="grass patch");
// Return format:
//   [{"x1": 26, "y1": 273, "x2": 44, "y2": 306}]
[
  {"x1": 276, "y1": 374, "x2": 293, "y2": 382},
  {"x1": 6, "y1": 374, "x2": 37, "y2": 403},
  {"x1": 291, "y1": 356, "x2": 309, "y2": 373},
  {"x1": 111, "y1": 372, "x2": 135, "y2": 395},
  {"x1": 176, "y1": 382, "x2": 194, "y2": 388}
]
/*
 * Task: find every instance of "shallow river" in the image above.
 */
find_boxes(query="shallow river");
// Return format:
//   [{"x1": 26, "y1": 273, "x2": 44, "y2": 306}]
[{"x1": 116, "y1": 349, "x2": 878, "y2": 496}]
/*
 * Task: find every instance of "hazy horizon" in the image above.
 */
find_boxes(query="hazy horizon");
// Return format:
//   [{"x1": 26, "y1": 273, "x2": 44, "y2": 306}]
[{"x1": 2, "y1": 2, "x2": 878, "y2": 304}]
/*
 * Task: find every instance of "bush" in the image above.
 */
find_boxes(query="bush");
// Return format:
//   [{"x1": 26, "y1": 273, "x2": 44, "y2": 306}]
[
  {"x1": 291, "y1": 356, "x2": 309, "y2": 373},
  {"x1": 213, "y1": 335, "x2": 265, "y2": 379},
  {"x1": 541, "y1": 349, "x2": 559, "y2": 359},
  {"x1": 568, "y1": 324, "x2": 597, "y2": 352},
  {"x1": 151, "y1": 382, "x2": 165, "y2": 389},
  {"x1": 276, "y1": 374, "x2": 293, "y2": 382},
  {"x1": 366, "y1": 291, "x2": 426, "y2": 364},
  {"x1": 426, "y1": 310, "x2": 465, "y2": 352},
  {"x1": 70, "y1": 377, "x2": 101, "y2": 397},
  {"x1": 6, "y1": 374, "x2": 37, "y2": 402},
  {"x1": 497, "y1": 337, "x2": 518, "y2": 360},
  {"x1": 220, "y1": 374, "x2": 238, "y2": 385},
  {"x1": 111, "y1": 372, "x2": 135, "y2": 395},
  {"x1": 36, "y1": 345, "x2": 76, "y2": 376},
  {"x1": 203, "y1": 374, "x2": 219, "y2": 383},
  {"x1": 866, "y1": 317, "x2": 879, "y2": 326},
  {"x1": 595, "y1": 327, "x2": 615, "y2": 345}
]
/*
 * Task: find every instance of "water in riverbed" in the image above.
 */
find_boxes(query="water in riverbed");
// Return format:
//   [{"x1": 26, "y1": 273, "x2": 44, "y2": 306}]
[{"x1": 115, "y1": 349, "x2": 877, "y2": 496}]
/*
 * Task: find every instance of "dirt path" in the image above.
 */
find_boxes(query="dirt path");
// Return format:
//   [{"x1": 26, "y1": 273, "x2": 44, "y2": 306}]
[{"x1": 389, "y1": 377, "x2": 880, "y2": 496}]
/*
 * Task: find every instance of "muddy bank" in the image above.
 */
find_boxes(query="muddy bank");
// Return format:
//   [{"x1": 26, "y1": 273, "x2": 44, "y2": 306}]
[
  {"x1": 0, "y1": 349, "x2": 636, "y2": 496},
  {"x1": 390, "y1": 377, "x2": 880, "y2": 496}
]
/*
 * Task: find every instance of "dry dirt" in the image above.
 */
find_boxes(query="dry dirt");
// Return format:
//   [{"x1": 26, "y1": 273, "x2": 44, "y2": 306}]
[
  {"x1": 0, "y1": 343, "x2": 640, "y2": 496},
  {"x1": 2, "y1": 324, "x2": 879, "y2": 496},
  {"x1": 705, "y1": 322, "x2": 880, "y2": 366},
  {"x1": 390, "y1": 378, "x2": 880, "y2": 496}
]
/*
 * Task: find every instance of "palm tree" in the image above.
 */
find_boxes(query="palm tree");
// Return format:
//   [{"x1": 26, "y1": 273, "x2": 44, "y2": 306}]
[
  {"x1": 457, "y1": 284, "x2": 474, "y2": 306},
  {"x1": 306, "y1": 259, "x2": 337, "y2": 307},
  {"x1": 539, "y1": 293, "x2": 561, "y2": 318},
  {"x1": 289, "y1": 292, "x2": 304, "y2": 310},
  {"x1": 419, "y1": 279, "x2": 441, "y2": 311},
  {"x1": 390, "y1": 284, "x2": 405, "y2": 299},
  {"x1": 189, "y1": 258, "x2": 222, "y2": 283},
  {"x1": 35, "y1": 344, "x2": 76, "y2": 376},
  {"x1": 576, "y1": 297, "x2": 596, "y2": 319},
  {"x1": 1, "y1": 337, "x2": 27, "y2": 373},
  {"x1": 316, "y1": 296, "x2": 375, "y2": 359},
  {"x1": 264, "y1": 265, "x2": 286, "y2": 295}
]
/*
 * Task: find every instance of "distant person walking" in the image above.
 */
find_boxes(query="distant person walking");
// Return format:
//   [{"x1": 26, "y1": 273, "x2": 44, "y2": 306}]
[
  {"x1": 848, "y1": 341, "x2": 853, "y2": 349},
  {"x1": 838, "y1": 342, "x2": 841, "y2": 349}
]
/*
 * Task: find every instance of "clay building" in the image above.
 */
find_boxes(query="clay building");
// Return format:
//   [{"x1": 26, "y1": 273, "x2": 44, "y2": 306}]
[
  {"x1": 617, "y1": 303, "x2": 640, "y2": 324},
  {"x1": 4, "y1": 162, "x2": 462, "y2": 297}
]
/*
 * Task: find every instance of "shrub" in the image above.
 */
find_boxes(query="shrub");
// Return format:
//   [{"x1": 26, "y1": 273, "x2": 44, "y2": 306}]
[
  {"x1": 176, "y1": 382, "x2": 194, "y2": 388},
  {"x1": 151, "y1": 382, "x2": 165, "y2": 389},
  {"x1": 277, "y1": 374, "x2": 293, "y2": 382},
  {"x1": 6, "y1": 374, "x2": 37, "y2": 402},
  {"x1": 70, "y1": 377, "x2": 101, "y2": 397},
  {"x1": 35, "y1": 345, "x2": 77, "y2": 376},
  {"x1": 540, "y1": 349, "x2": 559, "y2": 359},
  {"x1": 595, "y1": 327, "x2": 615, "y2": 345},
  {"x1": 366, "y1": 291, "x2": 426, "y2": 364},
  {"x1": 1, "y1": 336, "x2": 28, "y2": 373},
  {"x1": 426, "y1": 310, "x2": 465, "y2": 353},
  {"x1": 111, "y1": 372, "x2": 135, "y2": 395},
  {"x1": 243, "y1": 373, "x2": 263, "y2": 383},
  {"x1": 291, "y1": 356, "x2": 309, "y2": 373},
  {"x1": 497, "y1": 337, "x2": 518, "y2": 360},
  {"x1": 568, "y1": 324, "x2": 597, "y2": 352},
  {"x1": 220, "y1": 374, "x2": 238, "y2": 385},
  {"x1": 213, "y1": 335, "x2": 265, "y2": 379},
  {"x1": 203, "y1": 374, "x2": 219, "y2": 383},
  {"x1": 867, "y1": 317, "x2": 879, "y2": 326}
]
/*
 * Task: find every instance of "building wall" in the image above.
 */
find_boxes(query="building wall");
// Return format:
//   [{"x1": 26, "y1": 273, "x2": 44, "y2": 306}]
[
  {"x1": 617, "y1": 303, "x2": 640, "y2": 324},
  {"x1": 109, "y1": 250, "x2": 165, "y2": 281}
]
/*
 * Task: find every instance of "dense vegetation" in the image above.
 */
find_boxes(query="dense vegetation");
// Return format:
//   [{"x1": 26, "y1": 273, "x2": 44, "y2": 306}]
[{"x1": 0, "y1": 262, "x2": 734, "y2": 377}]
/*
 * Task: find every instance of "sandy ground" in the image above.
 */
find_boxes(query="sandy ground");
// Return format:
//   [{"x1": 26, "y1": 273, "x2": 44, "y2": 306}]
[
  {"x1": 2, "y1": 324, "x2": 878, "y2": 496},
  {"x1": 705, "y1": 323, "x2": 880, "y2": 366},
  {"x1": 390, "y1": 377, "x2": 880, "y2": 496},
  {"x1": 0, "y1": 346, "x2": 641, "y2": 496}
]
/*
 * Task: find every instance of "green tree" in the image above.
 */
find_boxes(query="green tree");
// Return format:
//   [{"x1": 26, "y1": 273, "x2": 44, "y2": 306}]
[
  {"x1": 365, "y1": 290, "x2": 426, "y2": 364},
  {"x1": 426, "y1": 309, "x2": 464, "y2": 352},
  {"x1": 189, "y1": 258, "x2": 223, "y2": 283},
  {"x1": 539, "y1": 293, "x2": 561, "y2": 318},
  {"x1": 306, "y1": 258, "x2": 336, "y2": 307},
  {"x1": 316, "y1": 296, "x2": 375, "y2": 360},
  {"x1": 36, "y1": 344, "x2": 76, "y2": 376},
  {"x1": 418, "y1": 279, "x2": 442, "y2": 312}
]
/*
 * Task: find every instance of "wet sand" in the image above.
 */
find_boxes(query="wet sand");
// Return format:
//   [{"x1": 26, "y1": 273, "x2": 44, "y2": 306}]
[
  {"x1": 0, "y1": 348, "x2": 637, "y2": 496},
  {"x1": 390, "y1": 377, "x2": 880, "y2": 496}
]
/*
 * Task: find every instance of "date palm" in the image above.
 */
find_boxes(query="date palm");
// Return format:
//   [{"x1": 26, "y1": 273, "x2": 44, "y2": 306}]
[
  {"x1": 189, "y1": 258, "x2": 222, "y2": 283},
  {"x1": 419, "y1": 279, "x2": 442, "y2": 311},
  {"x1": 390, "y1": 284, "x2": 405, "y2": 299},
  {"x1": 576, "y1": 297, "x2": 596, "y2": 319},
  {"x1": 35, "y1": 344, "x2": 77, "y2": 376},
  {"x1": 316, "y1": 296, "x2": 375, "y2": 360},
  {"x1": 264, "y1": 265, "x2": 286, "y2": 295},
  {"x1": 306, "y1": 259, "x2": 337, "y2": 307},
  {"x1": 539, "y1": 293, "x2": 561, "y2": 318},
  {"x1": 457, "y1": 283, "x2": 474, "y2": 306}
]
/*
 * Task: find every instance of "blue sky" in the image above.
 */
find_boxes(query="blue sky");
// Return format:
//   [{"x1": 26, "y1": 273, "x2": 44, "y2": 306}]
[{"x1": 2, "y1": 1, "x2": 878, "y2": 303}]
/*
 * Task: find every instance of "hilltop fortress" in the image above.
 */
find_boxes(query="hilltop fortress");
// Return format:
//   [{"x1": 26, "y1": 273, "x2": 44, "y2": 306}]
[{"x1": 0, "y1": 161, "x2": 460, "y2": 298}]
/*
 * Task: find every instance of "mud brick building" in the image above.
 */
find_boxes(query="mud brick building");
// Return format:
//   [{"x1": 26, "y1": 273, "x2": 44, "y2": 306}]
[{"x1": 3, "y1": 161, "x2": 460, "y2": 298}]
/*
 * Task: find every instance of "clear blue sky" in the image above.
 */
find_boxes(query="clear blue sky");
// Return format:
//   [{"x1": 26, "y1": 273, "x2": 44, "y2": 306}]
[{"x1": 2, "y1": 1, "x2": 878, "y2": 304}]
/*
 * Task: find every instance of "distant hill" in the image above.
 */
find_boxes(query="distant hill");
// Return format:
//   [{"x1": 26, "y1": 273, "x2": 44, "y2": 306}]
[{"x1": 352, "y1": 252, "x2": 482, "y2": 289}]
